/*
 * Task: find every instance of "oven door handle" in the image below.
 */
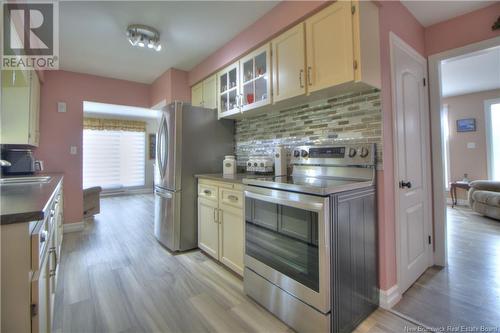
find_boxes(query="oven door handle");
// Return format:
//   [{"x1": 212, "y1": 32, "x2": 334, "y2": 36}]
[{"x1": 244, "y1": 191, "x2": 325, "y2": 212}]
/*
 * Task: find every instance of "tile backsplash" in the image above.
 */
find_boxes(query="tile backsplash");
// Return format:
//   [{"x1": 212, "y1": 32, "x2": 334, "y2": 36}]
[{"x1": 234, "y1": 89, "x2": 382, "y2": 168}]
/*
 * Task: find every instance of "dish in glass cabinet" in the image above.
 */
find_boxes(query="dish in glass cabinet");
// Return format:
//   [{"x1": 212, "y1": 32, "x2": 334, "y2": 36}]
[{"x1": 247, "y1": 93, "x2": 254, "y2": 104}]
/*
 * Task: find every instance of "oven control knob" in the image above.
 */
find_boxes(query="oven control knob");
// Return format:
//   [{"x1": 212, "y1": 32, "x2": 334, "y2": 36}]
[
  {"x1": 293, "y1": 150, "x2": 300, "y2": 158},
  {"x1": 348, "y1": 148, "x2": 357, "y2": 158},
  {"x1": 360, "y1": 147, "x2": 369, "y2": 158},
  {"x1": 254, "y1": 162, "x2": 258, "y2": 167},
  {"x1": 301, "y1": 150, "x2": 308, "y2": 158},
  {"x1": 247, "y1": 162, "x2": 252, "y2": 167}
]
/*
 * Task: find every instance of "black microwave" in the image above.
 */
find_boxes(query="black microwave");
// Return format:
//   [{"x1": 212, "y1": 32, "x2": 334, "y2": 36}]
[{"x1": 1, "y1": 149, "x2": 35, "y2": 175}]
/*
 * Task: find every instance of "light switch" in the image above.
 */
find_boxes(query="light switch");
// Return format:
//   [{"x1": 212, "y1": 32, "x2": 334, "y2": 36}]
[
  {"x1": 70, "y1": 146, "x2": 77, "y2": 155},
  {"x1": 467, "y1": 142, "x2": 476, "y2": 149},
  {"x1": 58, "y1": 102, "x2": 67, "y2": 113}
]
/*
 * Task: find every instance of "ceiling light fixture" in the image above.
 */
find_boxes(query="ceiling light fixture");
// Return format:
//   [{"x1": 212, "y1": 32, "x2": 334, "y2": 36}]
[{"x1": 126, "y1": 24, "x2": 162, "y2": 52}]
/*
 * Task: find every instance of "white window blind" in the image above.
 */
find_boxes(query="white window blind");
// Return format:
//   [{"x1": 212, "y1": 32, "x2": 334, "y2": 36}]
[
  {"x1": 488, "y1": 103, "x2": 500, "y2": 180},
  {"x1": 83, "y1": 129, "x2": 145, "y2": 189}
]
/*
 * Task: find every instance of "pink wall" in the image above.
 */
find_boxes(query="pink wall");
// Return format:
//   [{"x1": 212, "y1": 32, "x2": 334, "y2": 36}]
[
  {"x1": 425, "y1": 2, "x2": 500, "y2": 56},
  {"x1": 188, "y1": 1, "x2": 328, "y2": 85},
  {"x1": 35, "y1": 70, "x2": 150, "y2": 223},
  {"x1": 443, "y1": 89, "x2": 500, "y2": 197},
  {"x1": 377, "y1": 1, "x2": 426, "y2": 290},
  {"x1": 150, "y1": 68, "x2": 191, "y2": 107}
]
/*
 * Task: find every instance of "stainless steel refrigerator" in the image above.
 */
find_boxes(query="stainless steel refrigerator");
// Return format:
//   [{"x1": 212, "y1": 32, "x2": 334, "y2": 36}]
[{"x1": 154, "y1": 101, "x2": 234, "y2": 251}]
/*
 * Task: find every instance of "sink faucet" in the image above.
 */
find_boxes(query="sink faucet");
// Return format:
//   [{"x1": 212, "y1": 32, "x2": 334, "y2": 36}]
[{"x1": 0, "y1": 160, "x2": 12, "y2": 167}]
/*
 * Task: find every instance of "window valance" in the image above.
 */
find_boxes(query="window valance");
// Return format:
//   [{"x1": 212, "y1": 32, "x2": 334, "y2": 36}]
[{"x1": 83, "y1": 117, "x2": 146, "y2": 132}]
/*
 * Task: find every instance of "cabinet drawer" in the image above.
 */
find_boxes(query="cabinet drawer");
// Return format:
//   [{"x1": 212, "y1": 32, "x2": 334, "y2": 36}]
[
  {"x1": 198, "y1": 184, "x2": 218, "y2": 201},
  {"x1": 219, "y1": 188, "x2": 243, "y2": 209},
  {"x1": 199, "y1": 178, "x2": 235, "y2": 189}
]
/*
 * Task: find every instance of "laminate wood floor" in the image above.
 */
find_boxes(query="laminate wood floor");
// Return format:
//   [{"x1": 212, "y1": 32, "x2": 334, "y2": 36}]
[
  {"x1": 53, "y1": 194, "x2": 421, "y2": 333},
  {"x1": 393, "y1": 206, "x2": 500, "y2": 331}
]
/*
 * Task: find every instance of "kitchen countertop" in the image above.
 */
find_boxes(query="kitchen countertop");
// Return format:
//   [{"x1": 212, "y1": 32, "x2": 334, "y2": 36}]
[
  {"x1": 195, "y1": 173, "x2": 263, "y2": 185},
  {"x1": 0, "y1": 173, "x2": 64, "y2": 225}
]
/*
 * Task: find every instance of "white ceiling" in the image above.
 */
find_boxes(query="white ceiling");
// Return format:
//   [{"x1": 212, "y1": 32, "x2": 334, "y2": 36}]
[
  {"x1": 59, "y1": 1, "x2": 278, "y2": 84},
  {"x1": 401, "y1": 1, "x2": 494, "y2": 27},
  {"x1": 441, "y1": 46, "x2": 500, "y2": 97}
]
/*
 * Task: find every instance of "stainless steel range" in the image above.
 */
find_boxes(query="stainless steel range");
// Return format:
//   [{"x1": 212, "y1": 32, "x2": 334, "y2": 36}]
[{"x1": 243, "y1": 144, "x2": 378, "y2": 333}]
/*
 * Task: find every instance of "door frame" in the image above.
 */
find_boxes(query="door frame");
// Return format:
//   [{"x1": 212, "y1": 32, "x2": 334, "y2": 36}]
[
  {"x1": 484, "y1": 97, "x2": 500, "y2": 180},
  {"x1": 428, "y1": 36, "x2": 500, "y2": 266},
  {"x1": 390, "y1": 32, "x2": 434, "y2": 296}
]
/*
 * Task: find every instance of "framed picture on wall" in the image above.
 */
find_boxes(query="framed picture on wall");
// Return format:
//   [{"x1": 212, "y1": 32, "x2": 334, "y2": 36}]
[
  {"x1": 456, "y1": 118, "x2": 476, "y2": 132},
  {"x1": 149, "y1": 133, "x2": 156, "y2": 160}
]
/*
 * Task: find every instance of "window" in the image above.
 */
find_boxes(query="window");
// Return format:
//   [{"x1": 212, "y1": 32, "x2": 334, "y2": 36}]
[
  {"x1": 441, "y1": 104, "x2": 451, "y2": 189},
  {"x1": 485, "y1": 99, "x2": 500, "y2": 181},
  {"x1": 83, "y1": 129, "x2": 146, "y2": 189}
]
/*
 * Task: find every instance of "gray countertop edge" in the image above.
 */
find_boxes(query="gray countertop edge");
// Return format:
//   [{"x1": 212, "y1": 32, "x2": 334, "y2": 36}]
[
  {"x1": 195, "y1": 173, "x2": 261, "y2": 185},
  {"x1": 0, "y1": 174, "x2": 64, "y2": 225}
]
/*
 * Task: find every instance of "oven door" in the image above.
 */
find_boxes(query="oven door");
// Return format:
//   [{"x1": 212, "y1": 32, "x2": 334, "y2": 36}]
[{"x1": 244, "y1": 186, "x2": 330, "y2": 313}]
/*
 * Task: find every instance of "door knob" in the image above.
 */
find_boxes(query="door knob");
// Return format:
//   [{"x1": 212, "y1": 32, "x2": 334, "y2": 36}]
[{"x1": 399, "y1": 181, "x2": 412, "y2": 189}]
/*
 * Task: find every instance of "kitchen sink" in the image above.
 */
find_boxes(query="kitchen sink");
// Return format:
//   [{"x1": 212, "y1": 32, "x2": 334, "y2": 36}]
[{"x1": 0, "y1": 176, "x2": 52, "y2": 185}]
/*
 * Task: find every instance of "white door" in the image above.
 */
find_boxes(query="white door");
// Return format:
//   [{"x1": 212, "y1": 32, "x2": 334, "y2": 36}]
[{"x1": 390, "y1": 33, "x2": 432, "y2": 294}]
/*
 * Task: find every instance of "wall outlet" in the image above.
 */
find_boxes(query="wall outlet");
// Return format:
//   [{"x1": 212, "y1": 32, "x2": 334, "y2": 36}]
[
  {"x1": 70, "y1": 146, "x2": 77, "y2": 155},
  {"x1": 58, "y1": 102, "x2": 67, "y2": 113},
  {"x1": 467, "y1": 142, "x2": 476, "y2": 149}
]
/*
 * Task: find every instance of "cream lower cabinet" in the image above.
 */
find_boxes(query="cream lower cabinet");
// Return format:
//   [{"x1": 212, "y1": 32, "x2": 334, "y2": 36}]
[
  {"x1": 198, "y1": 196, "x2": 219, "y2": 259},
  {"x1": 198, "y1": 179, "x2": 244, "y2": 276}
]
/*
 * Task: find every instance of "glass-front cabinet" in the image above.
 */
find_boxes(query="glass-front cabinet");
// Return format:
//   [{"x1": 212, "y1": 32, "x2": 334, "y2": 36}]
[
  {"x1": 239, "y1": 44, "x2": 271, "y2": 113},
  {"x1": 216, "y1": 43, "x2": 272, "y2": 119},
  {"x1": 217, "y1": 62, "x2": 240, "y2": 119}
]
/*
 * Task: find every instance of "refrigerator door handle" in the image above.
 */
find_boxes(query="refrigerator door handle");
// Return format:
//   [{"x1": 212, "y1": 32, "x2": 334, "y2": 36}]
[
  {"x1": 156, "y1": 114, "x2": 164, "y2": 177},
  {"x1": 155, "y1": 187, "x2": 173, "y2": 198},
  {"x1": 161, "y1": 115, "x2": 169, "y2": 178}
]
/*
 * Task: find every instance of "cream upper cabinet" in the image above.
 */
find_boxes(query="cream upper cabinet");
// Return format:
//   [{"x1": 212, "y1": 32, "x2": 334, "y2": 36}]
[
  {"x1": 1, "y1": 70, "x2": 33, "y2": 146},
  {"x1": 29, "y1": 72, "x2": 41, "y2": 146},
  {"x1": 1, "y1": 70, "x2": 40, "y2": 146},
  {"x1": 305, "y1": 1, "x2": 354, "y2": 93},
  {"x1": 217, "y1": 62, "x2": 241, "y2": 119},
  {"x1": 191, "y1": 75, "x2": 217, "y2": 109},
  {"x1": 239, "y1": 43, "x2": 272, "y2": 113},
  {"x1": 352, "y1": 0, "x2": 381, "y2": 88},
  {"x1": 198, "y1": 197, "x2": 219, "y2": 259},
  {"x1": 211, "y1": 0, "x2": 380, "y2": 116},
  {"x1": 191, "y1": 81, "x2": 203, "y2": 107},
  {"x1": 272, "y1": 23, "x2": 306, "y2": 103},
  {"x1": 202, "y1": 75, "x2": 217, "y2": 109}
]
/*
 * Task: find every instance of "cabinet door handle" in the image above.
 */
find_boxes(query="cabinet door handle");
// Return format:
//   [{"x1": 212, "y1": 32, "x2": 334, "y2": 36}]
[
  {"x1": 219, "y1": 209, "x2": 223, "y2": 224},
  {"x1": 307, "y1": 66, "x2": 312, "y2": 86},
  {"x1": 227, "y1": 195, "x2": 239, "y2": 202},
  {"x1": 203, "y1": 189, "x2": 212, "y2": 196},
  {"x1": 299, "y1": 69, "x2": 304, "y2": 88},
  {"x1": 213, "y1": 208, "x2": 218, "y2": 223}
]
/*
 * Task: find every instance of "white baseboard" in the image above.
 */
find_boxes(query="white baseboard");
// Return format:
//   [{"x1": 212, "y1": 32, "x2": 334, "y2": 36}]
[
  {"x1": 379, "y1": 285, "x2": 401, "y2": 309},
  {"x1": 63, "y1": 221, "x2": 85, "y2": 233},
  {"x1": 445, "y1": 198, "x2": 469, "y2": 206},
  {"x1": 101, "y1": 187, "x2": 153, "y2": 197}
]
